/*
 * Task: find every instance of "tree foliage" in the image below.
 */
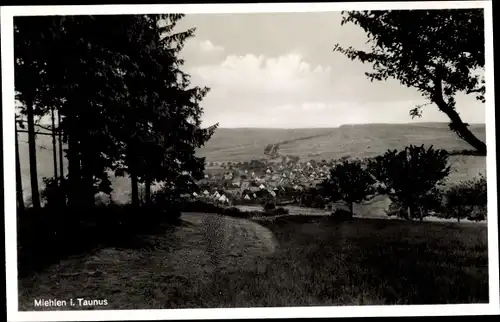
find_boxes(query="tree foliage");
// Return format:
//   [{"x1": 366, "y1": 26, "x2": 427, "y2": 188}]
[
  {"x1": 14, "y1": 14, "x2": 218, "y2": 212},
  {"x1": 334, "y1": 9, "x2": 486, "y2": 154},
  {"x1": 368, "y1": 145, "x2": 451, "y2": 220},
  {"x1": 443, "y1": 174, "x2": 487, "y2": 222},
  {"x1": 321, "y1": 159, "x2": 376, "y2": 216}
]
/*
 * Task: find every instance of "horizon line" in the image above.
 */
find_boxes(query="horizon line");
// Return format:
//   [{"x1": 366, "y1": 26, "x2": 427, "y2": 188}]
[{"x1": 213, "y1": 121, "x2": 486, "y2": 130}]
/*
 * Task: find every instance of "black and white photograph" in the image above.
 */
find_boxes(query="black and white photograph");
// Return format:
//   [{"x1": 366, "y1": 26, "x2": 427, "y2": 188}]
[{"x1": 2, "y1": 1, "x2": 499, "y2": 321}]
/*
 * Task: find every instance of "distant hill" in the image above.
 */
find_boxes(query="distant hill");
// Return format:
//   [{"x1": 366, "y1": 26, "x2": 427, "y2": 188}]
[
  {"x1": 17, "y1": 122, "x2": 486, "y2": 204},
  {"x1": 197, "y1": 123, "x2": 486, "y2": 162}
]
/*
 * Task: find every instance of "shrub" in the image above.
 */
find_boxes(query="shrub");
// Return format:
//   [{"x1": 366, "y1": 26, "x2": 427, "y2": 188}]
[
  {"x1": 443, "y1": 174, "x2": 487, "y2": 222},
  {"x1": 321, "y1": 159, "x2": 376, "y2": 217},
  {"x1": 312, "y1": 195, "x2": 326, "y2": 209},
  {"x1": 368, "y1": 145, "x2": 451, "y2": 221},
  {"x1": 40, "y1": 177, "x2": 68, "y2": 209},
  {"x1": 147, "y1": 189, "x2": 183, "y2": 223},
  {"x1": 263, "y1": 201, "x2": 276, "y2": 212},
  {"x1": 274, "y1": 207, "x2": 289, "y2": 215},
  {"x1": 386, "y1": 189, "x2": 445, "y2": 220},
  {"x1": 330, "y1": 208, "x2": 353, "y2": 221}
]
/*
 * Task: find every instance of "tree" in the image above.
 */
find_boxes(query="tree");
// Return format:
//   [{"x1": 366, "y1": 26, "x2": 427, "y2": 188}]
[
  {"x1": 15, "y1": 115, "x2": 25, "y2": 212},
  {"x1": 14, "y1": 16, "x2": 122, "y2": 208},
  {"x1": 444, "y1": 174, "x2": 487, "y2": 222},
  {"x1": 14, "y1": 14, "x2": 216, "y2": 216},
  {"x1": 321, "y1": 159, "x2": 376, "y2": 217},
  {"x1": 57, "y1": 110, "x2": 65, "y2": 199},
  {"x1": 334, "y1": 9, "x2": 486, "y2": 154},
  {"x1": 14, "y1": 19, "x2": 45, "y2": 210},
  {"x1": 368, "y1": 145, "x2": 451, "y2": 221},
  {"x1": 50, "y1": 107, "x2": 58, "y2": 183}
]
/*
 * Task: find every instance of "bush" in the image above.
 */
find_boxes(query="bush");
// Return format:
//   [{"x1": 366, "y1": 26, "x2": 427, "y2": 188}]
[
  {"x1": 311, "y1": 195, "x2": 326, "y2": 209},
  {"x1": 443, "y1": 174, "x2": 487, "y2": 222},
  {"x1": 40, "y1": 176, "x2": 68, "y2": 209},
  {"x1": 368, "y1": 145, "x2": 451, "y2": 221},
  {"x1": 274, "y1": 207, "x2": 289, "y2": 215},
  {"x1": 148, "y1": 189, "x2": 183, "y2": 223},
  {"x1": 263, "y1": 201, "x2": 276, "y2": 212},
  {"x1": 386, "y1": 190, "x2": 445, "y2": 220},
  {"x1": 330, "y1": 208, "x2": 353, "y2": 221}
]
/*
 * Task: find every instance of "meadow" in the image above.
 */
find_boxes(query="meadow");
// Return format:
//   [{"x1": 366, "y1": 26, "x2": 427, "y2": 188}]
[{"x1": 19, "y1": 213, "x2": 488, "y2": 309}]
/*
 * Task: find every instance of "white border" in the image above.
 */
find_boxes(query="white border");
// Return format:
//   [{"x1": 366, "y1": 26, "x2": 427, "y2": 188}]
[{"x1": 2, "y1": 1, "x2": 498, "y2": 321}]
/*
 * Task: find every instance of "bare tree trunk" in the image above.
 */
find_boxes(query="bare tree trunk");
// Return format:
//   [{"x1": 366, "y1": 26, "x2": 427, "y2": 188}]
[
  {"x1": 80, "y1": 145, "x2": 95, "y2": 208},
  {"x1": 66, "y1": 116, "x2": 82, "y2": 209},
  {"x1": 349, "y1": 202, "x2": 354, "y2": 218},
  {"x1": 15, "y1": 124, "x2": 25, "y2": 213},
  {"x1": 128, "y1": 143, "x2": 140, "y2": 207},
  {"x1": 57, "y1": 110, "x2": 65, "y2": 206},
  {"x1": 433, "y1": 72, "x2": 487, "y2": 155},
  {"x1": 50, "y1": 107, "x2": 58, "y2": 183},
  {"x1": 57, "y1": 110, "x2": 64, "y2": 181},
  {"x1": 26, "y1": 97, "x2": 41, "y2": 209},
  {"x1": 131, "y1": 172, "x2": 139, "y2": 207},
  {"x1": 145, "y1": 176, "x2": 151, "y2": 204}
]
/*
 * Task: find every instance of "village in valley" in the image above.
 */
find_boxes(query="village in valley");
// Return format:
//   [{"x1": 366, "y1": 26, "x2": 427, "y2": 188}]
[{"x1": 191, "y1": 154, "x2": 346, "y2": 207}]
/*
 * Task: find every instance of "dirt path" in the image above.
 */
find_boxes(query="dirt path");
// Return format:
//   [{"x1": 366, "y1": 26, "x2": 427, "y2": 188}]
[{"x1": 18, "y1": 213, "x2": 278, "y2": 311}]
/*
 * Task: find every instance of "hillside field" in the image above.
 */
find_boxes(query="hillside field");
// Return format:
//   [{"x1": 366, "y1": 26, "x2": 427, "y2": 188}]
[
  {"x1": 17, "y1": 123, "x2": 487, "y2": 204},
  {"x1": 19, "y1": 213, "x2": 488, "y2": 308}
]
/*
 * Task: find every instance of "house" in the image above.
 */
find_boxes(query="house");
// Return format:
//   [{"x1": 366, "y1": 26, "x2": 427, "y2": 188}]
[
  {"x1": 218, "y1": 195, "x2": 229, "y2": 204},
  {"x1": 203, "y1": 190, "x2": 210, "y2": 196},
  {"x1": 259, "y1": 184, "x2": 266, "y2": 190},
  {"x1": 192, "y1": 192, "x2": 198, "y2": 197},
  {"x1": 266, "y1": 168, "x2": 272, "y2": 174},
  {"x1": 232, "y1": 178, "x2": 241, "y2": 187},
  {"x1": 240, "y1": 181, "x2": 250, "y2": 191},
  {"x1": 244, "y1": 194, "x2": 251, "y2": 200},
  {"x1": 269, "y1": 190, "x2": 277, "y2": 197}
]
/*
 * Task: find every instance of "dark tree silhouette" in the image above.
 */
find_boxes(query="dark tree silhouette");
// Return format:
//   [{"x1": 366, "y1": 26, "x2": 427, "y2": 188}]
[
  {"x1": 15, "y1": 115, "x2": 25, "y2": 212},
  {"x1": 334, "y1": 9, "x2": 486, "y2": 154},
  {"x1": 321, "y1": 159, "x2": 376, "y2": 217},
  {"x1": 14, "y1": 14, "x2": 217, "y2": 213},
  {"x1": 14, "y1": 22, "x2": 43, "y2": 209},
  {"x1": 368, "y1": 145, "x2": 451, "y2": 221},
  {"x1": 50, "y1": 107, "x2": 58, "y2": 183}
]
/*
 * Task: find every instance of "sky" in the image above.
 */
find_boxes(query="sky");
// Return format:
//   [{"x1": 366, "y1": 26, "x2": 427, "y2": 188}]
[{"x1": 174, "y1": 12, "x2": 485, "y2": 128}]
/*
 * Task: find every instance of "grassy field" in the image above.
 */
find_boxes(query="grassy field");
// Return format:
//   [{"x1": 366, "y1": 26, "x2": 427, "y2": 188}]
[
  {"x1": 197, "y1": 123, "x2": 486, "y2": 162},
  {"x1": 18, "y1": 213, "x2": 488, "y2": 309},
  {"x1": 18, "y1": 123, "x2": 486, "y2": 204}
]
